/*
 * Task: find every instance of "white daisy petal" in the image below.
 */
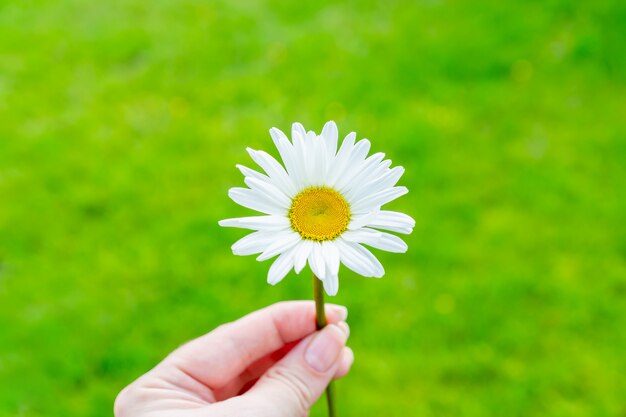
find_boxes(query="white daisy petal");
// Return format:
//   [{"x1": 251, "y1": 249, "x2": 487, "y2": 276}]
[
  {"x1": 321, "y1": 240, "x2": 340, "y2": 276},
  {"x1": 334, "y1": 132, "x2": 357, "y2": 166},
  {"x1": 348, "y1": 210, "x2": 380, "y2": 230},
  {"x1": 293, "y1": 240, "x2": 314, "y2": 274},
  {"x1": 335, "y1": 238, "x2": 385, "y2": 278},
  {"x1": 343, "y1": 227, "x2": 408, "y2": 253},
  {"x1": 267, "y1": 246, "x2": 296, "y2": 285},
  {"x1": 367, "y1": 210, "x2": 416, "y2": 234},
  {"x1": 370, "y1": 166, "x2": 404, "y2": 194},
  {"x1": 339, "y1": 152, "x2": 386, "y2": 195},
  {"x1": 244, "y1": 177, "x2": 292, "y2": 207},
  {"x1": 333, "y1": 239, "x2": 370, "y2": 276},
  {"x1": 306, "y1": 135, "x2": 323, "y2": 183},
  {"x1": 321, "y1": 120, "x2": 338, "y2": 159},
  {"x1": 269, "y1": 127, "x2": 291, "y2": 158},
  {"x1": 353, "y1": 242, "x2": 385, "y2": 277},
  {"x1": 256, "y1": 231, "x2": 301, "y2": 261},
  {"x1": 290, "y1": 130, "x2": 308, "y2": 188},
  {"x1": 342, "y1": 228, "x2": 383, "y2": 243},
  {"x1": 333, "y1": 139, "x2": 372, "y2": 190},
  {"x1": 219, "y1": 215, "x2": 290, "y2": 231},
  {"x1": 350, "y1": 139, "x2": 371, "y2": 163},
  {"x1": 228, "y1": 187, "x2": 287, "y2": 215},
  {"x1": 308, "y1": 242, "x2": 326, "y2": 279},
  {"x1": 304, "y1": 132, "x2": 320, "y2": 185},
  {"x1": 292, "y1": 122, "x2": 307, "y2": 141},
  {"x1": 373, "y1": 233, "x2": 408, "y2": 253},
  {"x1": 327, "y1": 132, "x2": 356, "y2": 186},
  {"x1": 236, "y1": 164, "x2": 269, "y2": 181},
  {"x1": 323, "y1": 273, "x2": 339, "y2": 296},
  {"x1": 292, "y1": 124, "x2": 310, "y2": 184},
  {"x1": 231, "y1": 231, "x2": 287, "y2": 256},
  {"x1": 368, "y1": 225, "x2": 413, "y2": 234},
  {"x1": 357, "y1": 159, "x2": 393, "y2": 186},
  {"x1": 336, "y1": 132, "x2": 356, "y2": 156},
  {"x1": 317, "y1": 135, "x2": 329, "y2": 182},
  {"x1": 351, "y1": 186, "x2": 409, "y2": 214},
  {"x1": 346, "y1": 165, "x2": 404, "y2": 202},
  {"x1": 247, "y1": 148, "x2": 297, "y2": 196},
  {"x1": 270, "y1": 127, "x2": 303, "y2": 185}
]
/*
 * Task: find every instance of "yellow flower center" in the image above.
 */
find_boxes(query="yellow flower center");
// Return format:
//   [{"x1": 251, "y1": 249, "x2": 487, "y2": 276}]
[{"x1": 289, "y1": 187, "x2": 351, "y2": 241}]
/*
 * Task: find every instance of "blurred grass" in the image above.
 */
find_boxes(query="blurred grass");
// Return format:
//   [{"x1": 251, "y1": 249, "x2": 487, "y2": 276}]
[{"x1": 1, "y1": 0, "x2": 626, "y2": 416}]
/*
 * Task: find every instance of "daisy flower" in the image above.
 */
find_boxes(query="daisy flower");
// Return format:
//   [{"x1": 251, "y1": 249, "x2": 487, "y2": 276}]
[{"x1": 219, "y1": 121, "x2": 414, "y2": 296}]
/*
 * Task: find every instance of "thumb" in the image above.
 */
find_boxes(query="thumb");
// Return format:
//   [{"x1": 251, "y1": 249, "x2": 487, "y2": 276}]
[{"x1": 244, "y1": 322, "x2": 350, "y2": 416}]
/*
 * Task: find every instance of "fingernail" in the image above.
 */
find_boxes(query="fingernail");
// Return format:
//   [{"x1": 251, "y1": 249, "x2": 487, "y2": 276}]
[
  {"x1": 304, "y1": 325, "x2": 346, "y2": 373},
  {"x1": 327, "y1": 304, "x2": 348, "y2": 321},
  {"x1": 337, "y1": 321, "x2": 350, "y2": 338}
]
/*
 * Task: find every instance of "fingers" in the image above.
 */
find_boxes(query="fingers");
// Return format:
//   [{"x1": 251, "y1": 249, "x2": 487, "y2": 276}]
[
  {"x1": 242, "y1": 322, "x2": 351, "y2": 417},
  {"x1": 163, "y1": 301, "x2": 348, "y2": 389},
  {"x1": 334, "y1": 347, "x2": 354, "y2": 379},
  {"x1": 216, "y1": 340, "x2": 353, "y2": 400},
  {"x1": 214, "y1": 341, "x2": 298, "y2": 400}
]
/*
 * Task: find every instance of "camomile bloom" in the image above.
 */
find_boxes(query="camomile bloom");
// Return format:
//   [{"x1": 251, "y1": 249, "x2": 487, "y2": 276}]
[{"x1": 219, "y1": 121, "x2": 414, "y2": 296}]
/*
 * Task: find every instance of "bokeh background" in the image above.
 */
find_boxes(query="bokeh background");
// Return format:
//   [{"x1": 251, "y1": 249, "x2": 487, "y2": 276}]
[{"x1": 1, "y1": 0, "x2": 625, "y2": 416}]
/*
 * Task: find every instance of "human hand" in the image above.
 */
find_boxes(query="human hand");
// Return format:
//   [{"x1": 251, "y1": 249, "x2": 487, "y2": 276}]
[{"x1": 114, "y1": 301, "x2": 353, "y2": 417}]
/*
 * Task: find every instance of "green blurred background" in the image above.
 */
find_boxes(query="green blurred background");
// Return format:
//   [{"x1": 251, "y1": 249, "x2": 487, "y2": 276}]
[{"x1": 1, "y1": 0, "x2": 625, "y2": 416}]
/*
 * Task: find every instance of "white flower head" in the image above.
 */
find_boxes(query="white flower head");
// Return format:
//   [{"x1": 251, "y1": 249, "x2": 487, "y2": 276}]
[{"x1": 219, "y1": 121, "x2": 415, "y2": 296}]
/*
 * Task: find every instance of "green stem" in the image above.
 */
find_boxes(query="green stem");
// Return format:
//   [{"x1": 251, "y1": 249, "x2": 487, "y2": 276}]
[{"x1": 312, "y1": 273, "x2": 337, "y2": 417}]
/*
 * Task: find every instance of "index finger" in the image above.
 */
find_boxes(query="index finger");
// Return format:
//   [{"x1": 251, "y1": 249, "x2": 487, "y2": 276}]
[{"x1": 162, "y1": 301, "x2": 348, "y2": 389}]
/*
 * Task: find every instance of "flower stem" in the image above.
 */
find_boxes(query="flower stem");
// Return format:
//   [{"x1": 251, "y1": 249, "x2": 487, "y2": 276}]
[{"x1": 312, "y1": 272, "x2": 337, "y2": 417}]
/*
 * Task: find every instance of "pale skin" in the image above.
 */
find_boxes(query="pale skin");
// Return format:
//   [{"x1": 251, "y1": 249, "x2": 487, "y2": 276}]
[{"x1": 114, "y1": 301, "x2": 353, "y2": 417}]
